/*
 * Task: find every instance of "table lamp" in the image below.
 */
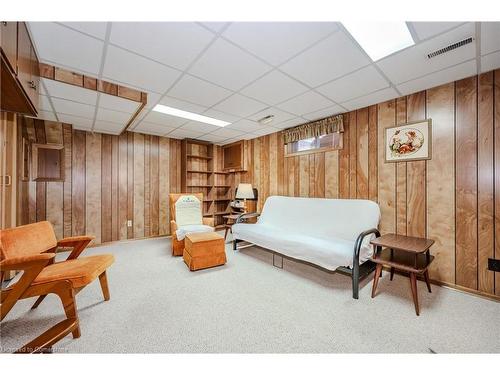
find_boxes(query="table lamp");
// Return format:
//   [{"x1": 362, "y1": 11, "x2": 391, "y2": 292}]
[{"x1": 235, "y1": 183, "x2": 254, "y2": 213}]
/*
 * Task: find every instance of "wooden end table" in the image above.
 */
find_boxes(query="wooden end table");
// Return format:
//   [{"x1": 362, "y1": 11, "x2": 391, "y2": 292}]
[
  {"x1": 223, "y1": 214, "x2": 241, "y2": 241},
  {"x1": 370, "y1": 234, "x2": 435, "y2": 316}
]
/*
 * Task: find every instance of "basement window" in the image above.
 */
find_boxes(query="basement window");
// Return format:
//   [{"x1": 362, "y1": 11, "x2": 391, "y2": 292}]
[{"x1": 285, "y1": 132, "x2": 343, "y2": 156}]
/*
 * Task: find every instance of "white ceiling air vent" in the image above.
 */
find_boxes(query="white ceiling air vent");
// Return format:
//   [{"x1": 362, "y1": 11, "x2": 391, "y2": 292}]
[
  {"x1": 258, "y1": 115, "x2": 274, "y2": 125},
  {"x1": 427, "y1": 37, "x2": 474, "y2": 59}
]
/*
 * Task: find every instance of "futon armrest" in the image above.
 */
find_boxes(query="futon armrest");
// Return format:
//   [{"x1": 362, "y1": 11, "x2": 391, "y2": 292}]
[
  {"x1": 0, "y1": 253, "x2": 55, "y2": 271},
  {"x1": 353, "y1": 228, "x2": 381, "y2": 260},
  {"x1": 235, "y1": 212, "x2": 260, "y2": 224}
]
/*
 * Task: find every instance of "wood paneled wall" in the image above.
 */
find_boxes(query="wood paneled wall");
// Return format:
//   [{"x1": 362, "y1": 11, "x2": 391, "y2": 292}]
[
  {"x1": 234, "y1": 69, "x2": 500, "y2": 298},
  {"x1": 17, "y1": 118, "x2": 182, "y2": 245}
]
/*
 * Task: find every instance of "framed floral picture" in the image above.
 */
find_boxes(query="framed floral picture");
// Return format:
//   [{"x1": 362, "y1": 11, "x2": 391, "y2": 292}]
[{"x1": 384, "y1": 119, "x2": 432, "y2": 163}]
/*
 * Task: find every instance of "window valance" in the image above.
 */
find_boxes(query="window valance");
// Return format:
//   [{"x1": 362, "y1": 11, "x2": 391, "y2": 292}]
[{"x1": 282, "y1": 114, "x2": 344, "y2": 144}]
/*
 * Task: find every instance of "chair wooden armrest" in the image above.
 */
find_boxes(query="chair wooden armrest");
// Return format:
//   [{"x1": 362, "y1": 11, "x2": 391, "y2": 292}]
[
  {"x1": 1, "y1": 253, "x2": 56, "y2": 271},
  {"x1": 203, "y1": 217, "x2": 215, "y2": 227},
  {"x1": 54, "y1": 235, "x2": 95, "y2": 260}
]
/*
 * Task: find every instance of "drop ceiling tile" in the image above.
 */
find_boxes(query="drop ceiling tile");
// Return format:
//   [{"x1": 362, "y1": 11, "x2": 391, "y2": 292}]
[
  {"x1": 144, "y1": 92, "x2": 162, "y2": 109},
  {"x1": 341, "y1": 87, "x2": 399, "y2": 111},
  {"x1": 202, "y1": 108, "x2": 241, "y2": 124},
  {"x1": 94, "y1": 120, "x2": 124, "y2": 134},
  {"x1": 158, "y1": 96, "x2": 207, "y2": 114},
  {"x1": 110, "y1": 22, "x2": 214, "y2": 70},
  {"x1": 481, "y1": 22, "x2": 500, "y2": 55},
  {"x1": 29, "y1": 22, "x2": 104, "y2": 75},
  {"x1": 196, "y1": 133, "x2": 230, "y2": 142},
  {"x1": 377, "y1": 23, "x2": 476, "y2": 84},
  {"x1": 38, "y1": 95, "x2": 53, "y2": 113},
  {"x1": 223, "y1": 22, "x2": 338, "y2": 66},
  {"x1": 200, "y1": 22, "x2": 229, "y2": 34},
  {"x1": 316, "y1": 66, "x2": 389, "y2": 103},
  {"x1": 397, "y1": 60, "x2": 477, "y2": 95},
  {"x1": 51, "y1": 97, "x2": 96, "y2": 119},
  {"x1": 131, "y1": 128, "x2": 166, "y2": 137},
  {"x1": 180, "y1": 121, "x2": 221, "y2": 133},
  {"x1": 189, "y1": 38, "x2": 272, "y2": 91},
  {"x1": 212, "y1": 94, "x2": 267, "y2": 117},
  {"x1": 168, "y1": 75, "x2": 232, "y2": 107},
  {"x1": 481, "y1": 51, "x2": 500, "y2": 72},
  {"x1": 276, "y1": 91, "x2": 333, "y2": 116},
  {"x1": 99, "y1": 94, "x2": 141, "y2": 114},
  {"x1": 142, "y1": 111, "x2": 188, "y2": 127},
  {"x1": 238, "y1": 133, "x2": 259, "y2": 140},
  {"x1": 210, "y1": 128, "x2": 246, "y2": 138},
  {"x1": 134, "y1": 121, "x2": 178, "y2": 135},
  {"x1": 96, "y1": 107, "x2": 132, "y2": 123},
  {"x1": 58, "y1": 114, "x2": 93, "y2": 129},
  {"x1": 280, "y1": 30, "x2": 370, "y2": 87},
  {"x1": 302, "y1": 104, "x2": 345, "y2": 121},
  {"x1": 271, "y1": 117, "x2": 305, "y2": 130},
  {"x1": 103, "y1": 45, "x2": 182, "y2": 94},
  {"x1": 227, "y1": 119, "x2": 267, "y2": 132},
  {"x1": 167, "y1": 128, "x2": 205, "y2": 139},
  {"x1": 248, "y1": 107, "x2": 295, "y2": 125},
  {"x1": 36, "y1": 110, "x2": 57, "y2": 122},
  {"x1": 410, "y1": 22, "x2": 465, "y2": 41},
  {"x1": 42, "y1": 78, "x2": 98, "y2": 105},
  {"x1": 252, "y1": 126, "x2": 280, "y2": 136},
  {"x1": 59, "y1": 22, "x2": 108, "y2": 40},
  {"x1": 240, "y1": 70, "x2": 309, "y2": 105}
]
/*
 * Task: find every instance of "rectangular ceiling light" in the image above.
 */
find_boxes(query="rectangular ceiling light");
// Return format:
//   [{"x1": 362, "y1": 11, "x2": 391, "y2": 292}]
[
  {"x1": 152, "y1": 104, "x2": 230, "y2": 127},
  {"x1": 343, "y1": 21, "x2": 415, "y2": 61}
]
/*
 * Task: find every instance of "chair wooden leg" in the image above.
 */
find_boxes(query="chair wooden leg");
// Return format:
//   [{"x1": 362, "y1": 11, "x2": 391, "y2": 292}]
[
  {"x1": 31, "y1": 295, "x2": 47, "y2": 309},
  {"x1": 55, "y1": 287, "x2": 80, "y2": 339},
  {"x1": 98, "y1": 271, "x2": 110, "y2": 301},
  {"x1": 390, "y1": 267, "x2": 395, "y2": 281},
  {"x1": 423, "y1": 270, "x2": 432, "y2": 293},
  {"x1": 224, "y1": 226, "x2": 229, "y2": 240},
  {"x1": 371, "y1": 264, "x2": 383, "y2": 298},
  {"x1": 409, "y1": 273, "x2": 420, "y2": 316}
]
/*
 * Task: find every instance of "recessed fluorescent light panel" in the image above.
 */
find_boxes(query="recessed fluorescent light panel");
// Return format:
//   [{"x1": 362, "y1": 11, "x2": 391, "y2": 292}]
[
  {"x1": 342, "y1": 21, "x2": 415, "y2": 61},
  {"x1": 152, "y1": 104, "x2": 230, "y2": 127}
]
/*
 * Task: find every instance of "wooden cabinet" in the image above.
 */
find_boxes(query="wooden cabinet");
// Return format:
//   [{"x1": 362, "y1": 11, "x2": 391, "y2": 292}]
[
  {"x1": 1, "y1": 21, "x2": 18, "y2": 73},
  {"x1": 222, "y1": 140, "x2": 246, "y2": 171},
  {"x1": 0, "y1": 21, "x2": 39, "y2": 115}
]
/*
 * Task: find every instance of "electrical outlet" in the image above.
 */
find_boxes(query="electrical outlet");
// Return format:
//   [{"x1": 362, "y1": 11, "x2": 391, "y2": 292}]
[
  {"x1": 127, "y1": 220, "x2": 133, "y2": 227},
  {"x1": 488, "y1": 258, "x2": 500, "y2": 272}
]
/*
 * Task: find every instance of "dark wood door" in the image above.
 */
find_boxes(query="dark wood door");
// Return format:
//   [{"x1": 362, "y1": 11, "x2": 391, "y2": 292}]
[{"x1": 1, "y1": 22, "x2": 18, "y2": 73}]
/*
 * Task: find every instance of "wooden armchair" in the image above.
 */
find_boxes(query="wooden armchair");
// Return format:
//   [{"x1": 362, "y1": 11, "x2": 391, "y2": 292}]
[
  {"x1": 169, "y1": 193, "x2": 214, "y2": 256},
  {"x1": 1, "y1": 221, "x2": 114, "y2": 345}
]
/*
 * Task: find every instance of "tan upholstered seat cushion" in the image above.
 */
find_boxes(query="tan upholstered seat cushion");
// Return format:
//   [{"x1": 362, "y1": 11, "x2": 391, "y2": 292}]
[{"x1": 32, "y1": 254, "x2": 114, "y2": 288}]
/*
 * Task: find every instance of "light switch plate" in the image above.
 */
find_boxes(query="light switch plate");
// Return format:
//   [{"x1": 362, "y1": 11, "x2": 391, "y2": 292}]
[{"x1": 127, "y1": 220, "x2": 133, "y2": 227}]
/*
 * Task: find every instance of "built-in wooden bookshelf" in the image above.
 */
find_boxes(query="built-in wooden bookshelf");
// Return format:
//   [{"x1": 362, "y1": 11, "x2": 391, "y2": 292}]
[{"x1": 180, "y1": 139, "x2": 234, "y2": 229}]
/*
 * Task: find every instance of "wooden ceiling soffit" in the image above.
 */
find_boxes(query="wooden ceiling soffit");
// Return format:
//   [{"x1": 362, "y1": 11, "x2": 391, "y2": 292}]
[{"x1": 39, "y1": 62, "x2": 147, "y2": 134}]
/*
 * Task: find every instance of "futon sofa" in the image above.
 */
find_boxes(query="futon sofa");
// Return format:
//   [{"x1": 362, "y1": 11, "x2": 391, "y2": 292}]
[{"x1": 232, "y1": 196, "x2": 381, "y2": 299}]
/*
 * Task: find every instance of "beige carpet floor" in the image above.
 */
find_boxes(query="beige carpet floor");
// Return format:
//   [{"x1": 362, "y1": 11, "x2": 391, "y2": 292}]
[{"x1": 1, "y1": 235, "x2": 499, "y2": 353}]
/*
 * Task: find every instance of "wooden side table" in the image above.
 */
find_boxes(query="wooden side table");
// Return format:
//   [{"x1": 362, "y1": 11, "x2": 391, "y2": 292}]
[
  {"x1": 370, "y1": 234, "x2": 435, "y2": 316},
  {"x1": 223, "y1": 214, "x2": 241, "y2": 241}
]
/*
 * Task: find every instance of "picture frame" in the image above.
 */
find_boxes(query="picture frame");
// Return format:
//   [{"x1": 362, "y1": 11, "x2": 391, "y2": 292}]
[{"x1": 384, "y1": 119, "x2": 432, "y2": 163}]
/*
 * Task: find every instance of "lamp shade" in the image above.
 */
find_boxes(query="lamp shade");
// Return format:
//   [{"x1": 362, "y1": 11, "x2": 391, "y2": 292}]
[{"x1": 235, "y1": 183, "x2": 254, "y2": 199}]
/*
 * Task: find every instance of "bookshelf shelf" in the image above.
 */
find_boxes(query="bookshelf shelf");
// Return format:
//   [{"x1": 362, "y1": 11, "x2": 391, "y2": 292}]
[{"x1": 181, "y1": 138, "x2": 234, "y2": 228}]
